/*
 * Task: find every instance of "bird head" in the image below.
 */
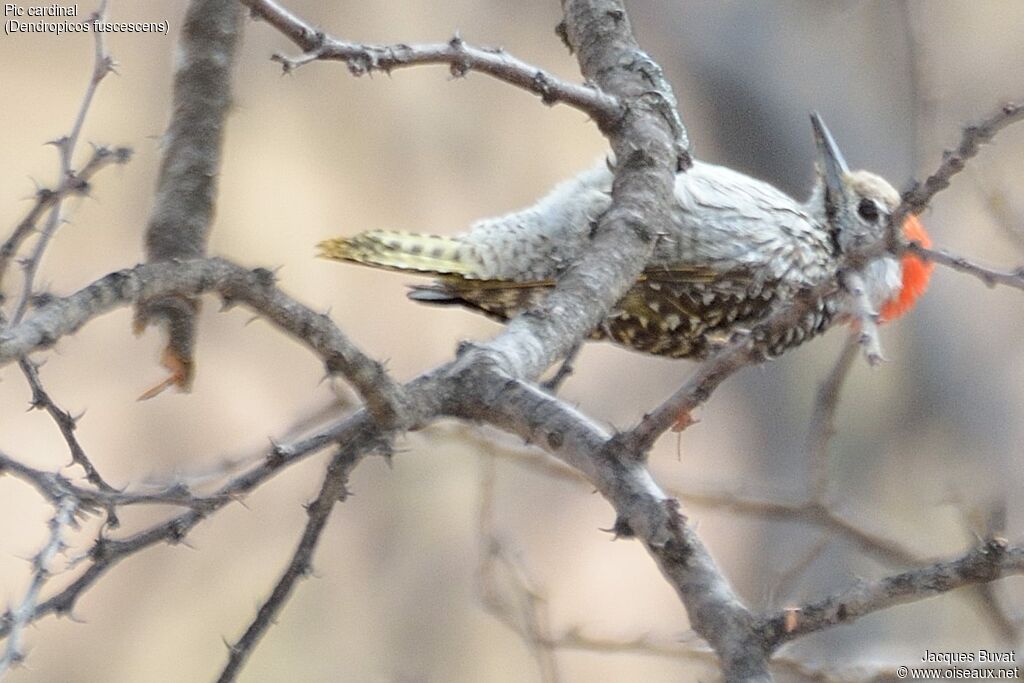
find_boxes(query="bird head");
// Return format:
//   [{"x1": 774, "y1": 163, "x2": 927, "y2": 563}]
[{"x1": 810, "y1": 112, "x2": 934, "y2": 322}]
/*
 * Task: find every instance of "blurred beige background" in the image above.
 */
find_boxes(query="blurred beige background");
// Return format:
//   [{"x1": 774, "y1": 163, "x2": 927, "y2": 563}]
[{"x1": 1, "y1": 1, "x2": 1022, "y2": 681}]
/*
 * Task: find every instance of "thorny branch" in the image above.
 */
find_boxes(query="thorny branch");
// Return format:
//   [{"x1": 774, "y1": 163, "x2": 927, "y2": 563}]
[
  {"x1": 0, "y1": 0, "x2": 126, "y2": 534},
  {"x1": 0, "y1": 497, "x2": 77, "y2": 676},
  {"x1": 758, "y1": 538, "x2": 1024, "y2": 650},
  {"x1": 0, "y1": 258, "x2": 409, "y2": 424},
  {"x1": 18, "y1": 359, "x2": 117, "y2": 495},
  {"x1": 238, "y1": 0, "x2": 624, "y2": 130},
  {"x1": 891, "y1": 101, "x2": 1024, "y2": 244},
  {"x1": 8, "y1": 2, "x2": 116, "y2": 325},
  {"x1": 0, "y1": 144, "x2": 131, "y2": 291},
  {"x1": 0, "y1": 449, "x2": 232, "y2": 512},
  {"x1": 216, "y1": 448, "x2": 360, "y2": 683},
  {"x1": 887, "y1": 102, "x2": 1024, "y2": 294},
  {"x1": 5, "y1": 242, "x2": 1018, "y2": 677},
  {"x1": 0, "y1": 409, "x2": 387, "y2": 642}
]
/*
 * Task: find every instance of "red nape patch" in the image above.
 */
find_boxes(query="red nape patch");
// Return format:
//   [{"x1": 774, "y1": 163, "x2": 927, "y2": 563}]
[{"x1": 880, "y1": 215, "x2": 934, "y2": 322}]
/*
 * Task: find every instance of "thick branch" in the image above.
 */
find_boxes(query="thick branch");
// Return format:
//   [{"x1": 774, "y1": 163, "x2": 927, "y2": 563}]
[
  {"x1": 443, "y1": 370, "x2": 770, "y2": 682},
  {"x1": 4, "y1": 252, "x2": 1019, "y2": 679},
  {"x1": 8, "y1": 1, "x2": 762, "y2": 676},
  {"x1": 11, "y1": 7, "x2": 1021, "y2": 682},
  {"x1": 136, "y1": 0, "x2": 244, "y2": 390},
  {"x1": 460, "y1": 0, "x2": 689, "y2": 383},
  {"x1": 0, "y1": 259, "x2": 407, "y2": 424}
]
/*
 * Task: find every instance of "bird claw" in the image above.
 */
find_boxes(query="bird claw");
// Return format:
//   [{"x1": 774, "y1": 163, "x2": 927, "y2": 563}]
[
  {"x1": 856, "y1": 313, "x2": 886, "y2": 366},
  {"x1": 842, "y1": 270, "x2": 887, "y2": 366}
]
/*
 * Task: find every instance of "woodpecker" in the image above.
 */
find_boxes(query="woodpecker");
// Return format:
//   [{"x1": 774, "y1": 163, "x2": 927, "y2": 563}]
[{"x1": 318, "y1": 114, "x2": 932, "y2": 360}]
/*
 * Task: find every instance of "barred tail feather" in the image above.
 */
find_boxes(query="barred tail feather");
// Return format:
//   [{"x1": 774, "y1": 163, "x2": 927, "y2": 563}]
[
  {"x1": 317, "y1": 230, "x2": 477, "y2": 277},
  {"x1": 320, "y1": 229, "x2": 553, "y2": 322}
]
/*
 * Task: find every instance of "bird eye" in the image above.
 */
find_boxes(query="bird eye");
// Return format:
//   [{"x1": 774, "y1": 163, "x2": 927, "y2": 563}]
[{"x1": 857, "y1": 198, "x2": 880, "y2": 223}]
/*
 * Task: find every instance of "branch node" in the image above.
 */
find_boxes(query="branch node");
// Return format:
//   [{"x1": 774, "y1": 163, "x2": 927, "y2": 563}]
[
  {"x1": 267, "y1": 439, "x2": 293, "y2": 466},
  {"x1": 250, "y1": 266, "x2": 276, "y2": 288},
  {"x1": 532, "y1": 71, "x2": 556, "y2": 106},
  {"x1": 608, "y1": 516, "x2": 634, "y2": 540}
]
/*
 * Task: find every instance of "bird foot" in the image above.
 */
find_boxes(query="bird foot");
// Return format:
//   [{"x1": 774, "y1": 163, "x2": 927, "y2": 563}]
[{"x1": 841, "y1": 270, "x2": 887, "y2": 366}]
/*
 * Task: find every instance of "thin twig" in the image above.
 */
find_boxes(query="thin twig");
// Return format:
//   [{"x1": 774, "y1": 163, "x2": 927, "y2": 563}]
[
  {"x1": 0, "y1": 450, "x2": 231, "y2": 512},
  {"x1": 613, "y1": 284, "x2": 840, "y2": 458},
  {"x1": 0, "y1": 6, "x2": 127, "y2": 526},
  {"x1": 0, "y1": 144, "x2": 131, "y2": 290},
  {"x1": 239, "y1": 0, "x2": 623, "y2": 129},
  {"x1": 10, "y1": 2, "x2": 114, "y2": 323},
  {"x1": 0, "y1": 410, "x2": 387, "y2": 640},
  {"x1": 769, "y1": 536, "x2": 832, "y2": 607},
  {"x1": 472, "y1": 434, "x2": 923, "y2": 568},
  {"x1": 18, "y1": 359, "x2": 116, "y2": 494},
  {"x1": 757, "y1": 538, "x2": 1024, "y2": 650},
  {"x1": 216, "y1": 448, "x2": 360, "y2": 682},
  {"x1": 974, "y1": 178, "x2": 1024, "y2": 251},
  {"x1": 0, "y1": 497, "x2": 77, "y2": 675},
  {"x1": 890, "y1": 101, "x2": 1024, "y2": 243},
  {"x1": 906, "y1": 242, "x2": 1024, "y2": 292},
  {"x1": 667, "y1": 483, "x2": 921, "y2": 568},
  {"x1": 806, "y1": 333, "x2": 859, "y2": 502},
  {"x1": 476, "y1": 456, "x2": 561, "y2": 683},
  {"x1": 545, "y1": 629, "x2": 890, "y2": 682}
]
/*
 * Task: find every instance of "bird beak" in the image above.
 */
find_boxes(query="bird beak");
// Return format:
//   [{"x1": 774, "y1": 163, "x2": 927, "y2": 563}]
[{"x1": 810, "y1": 112, "x2": 850, "y2": 213}]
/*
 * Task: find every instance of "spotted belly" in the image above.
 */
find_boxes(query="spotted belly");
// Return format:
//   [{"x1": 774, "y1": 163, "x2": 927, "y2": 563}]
[{"x1": 408, "y1": 272, "x2": 840, "y2": 360}]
